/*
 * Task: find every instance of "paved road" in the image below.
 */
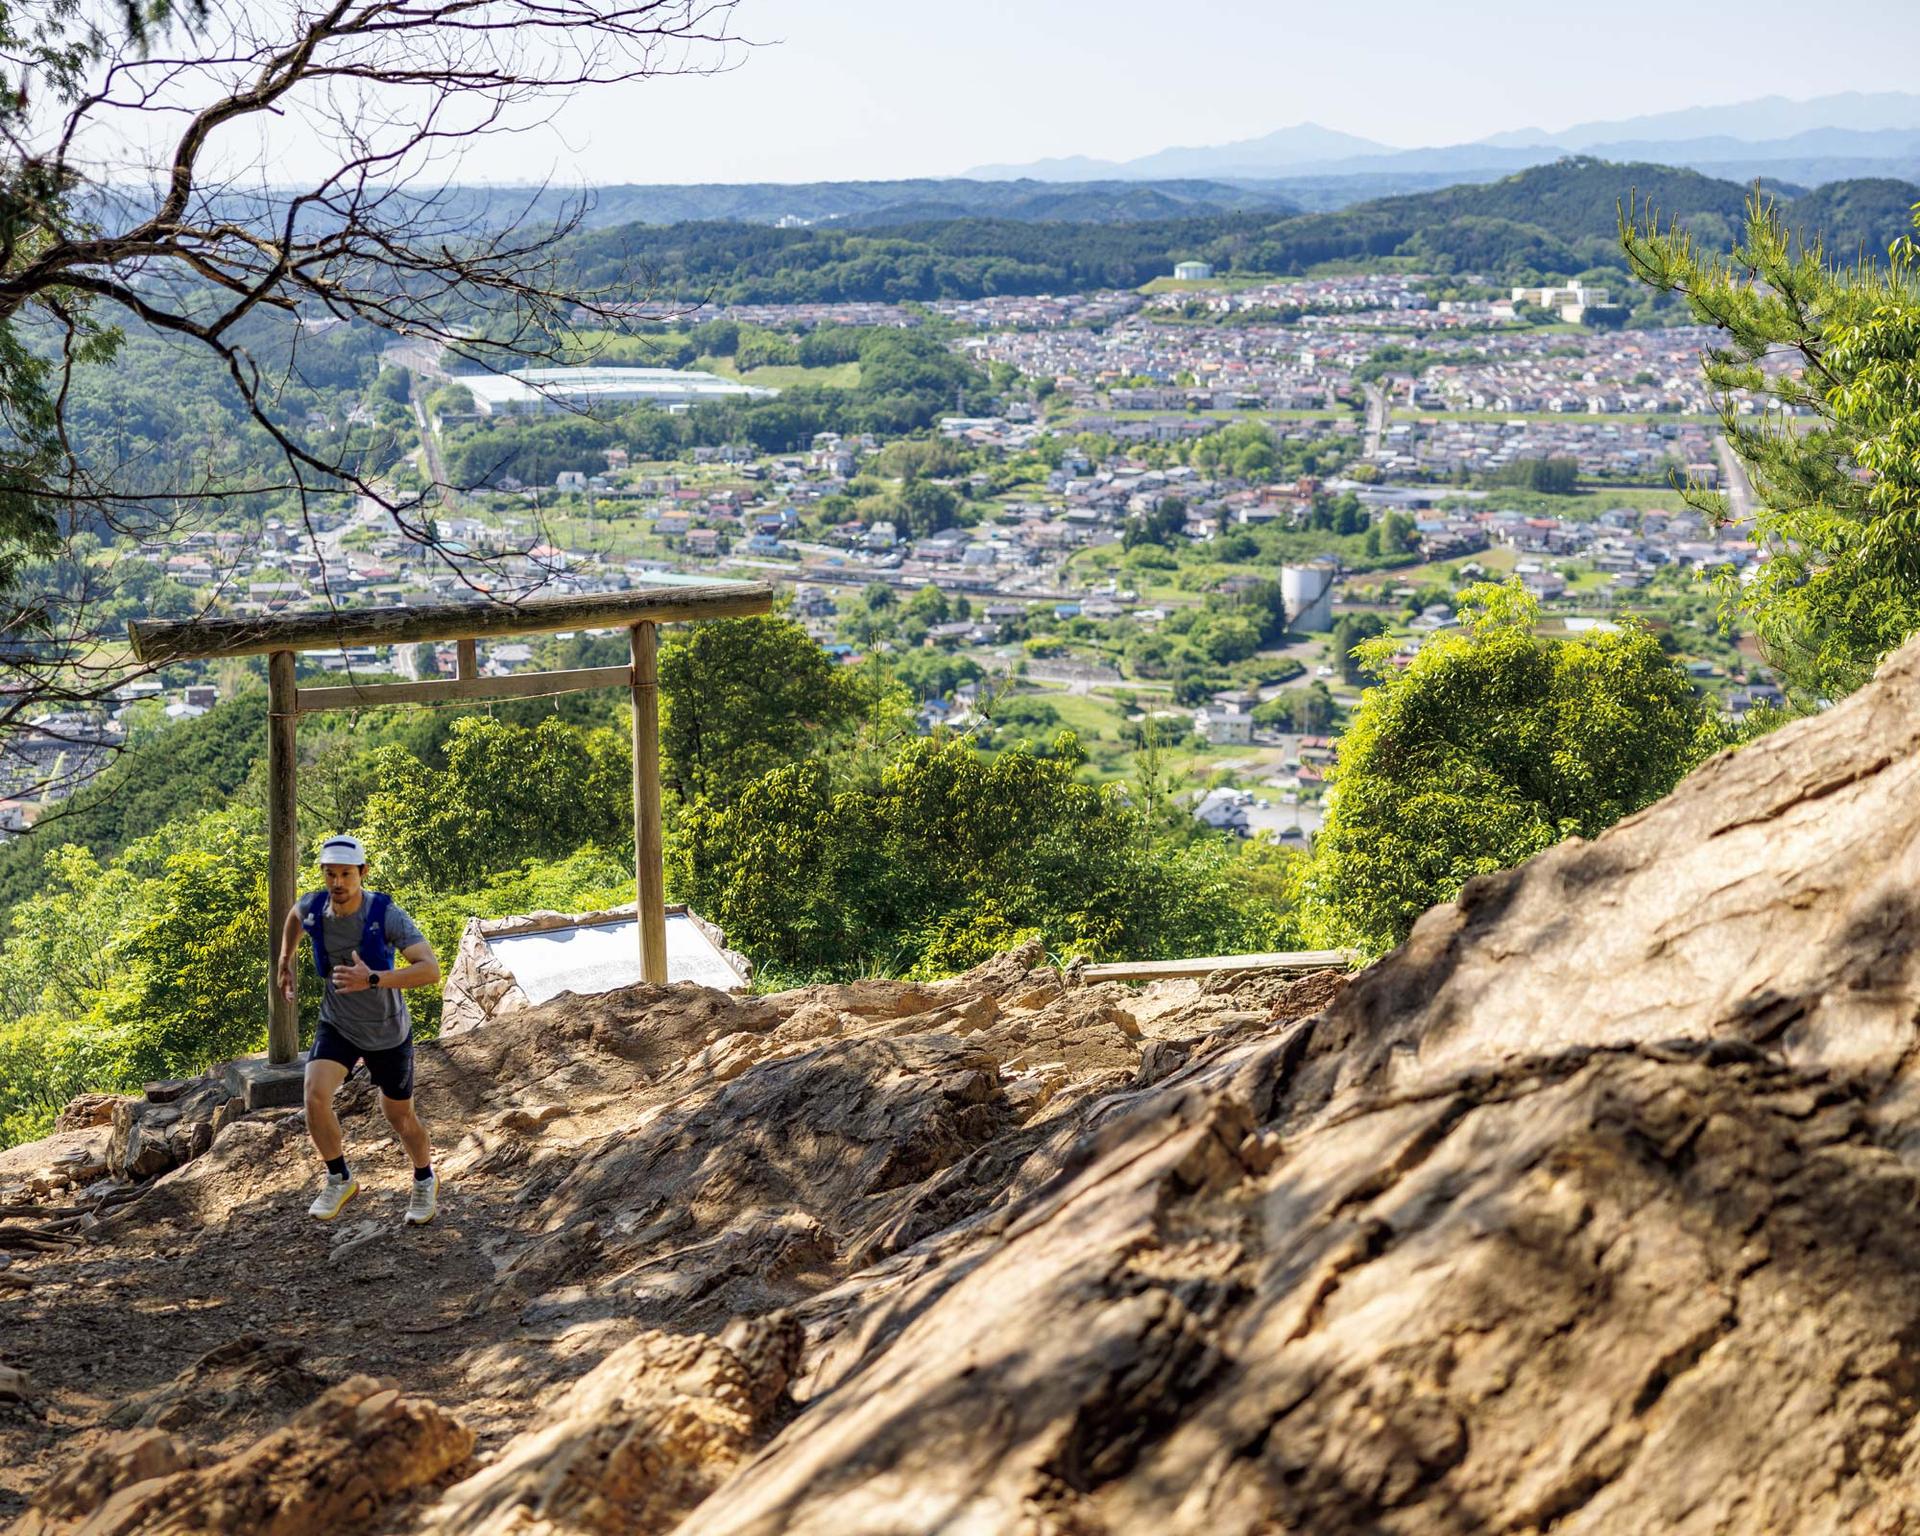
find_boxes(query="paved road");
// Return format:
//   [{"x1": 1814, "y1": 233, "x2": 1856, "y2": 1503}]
[
  {"x1": 1714, "y1": 431, "x2": 1756, "y2": 528},
  {"x1": 411, "y1": 397, "x2": 462, "y2": 514},
  {"x1": 1361, "y1": 383, "x2": 1387, "y2": 458}
]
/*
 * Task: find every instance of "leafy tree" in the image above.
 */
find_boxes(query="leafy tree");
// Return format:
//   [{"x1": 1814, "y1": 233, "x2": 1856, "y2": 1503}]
[
  {"x1": 658, "y1": 616, "x2": 866, "y2": 805},
  {"x1": 1123, "y1": 496, "x2": 1189, "y2": 549},
  {"x1": 0, "y1": 692, "x2": 268, "y2": 918},
  {"x1": 1199, "y1": 614, "x2": 1261, "y2": 665},
  {"x1": 690, "y1": 318, "x2": 741, "y2": 356},
  {"x1": 0, "y1": 0, "x2": 738, "y2": 734},
  {"x1": 358, "y1": 716, "x2": 630, "y2": 892},
  {"x1": 672, "y1": 733, "x2": 1291, "y2": 977},
  {"x1": 0, "y1": 811, "x2": 288, "y2": 1142},
  {"x1": 987, "y1": 695, "x2": 1063, "y2": 742},
  {"x1": 898, "y1": 478, "x2": 960, "y2": 538},
  {"x1": 1252, "y1": 681, "x2": 1337, "y2": 733},
  {"x1": 1622, "y1": 192, "x2": 1920, "y2": 700},
  {"x1": 904, "y1": 584, "x2": 951, "y2": 625},
  {"x1": 1491, "y1": 456, "x2": 1580, "y2": 494},
  {"x1": 1297, "y1": 583, "x2": 1726, "y2": 955},
  {"x1": 1331, "y1": 613, "x2": 1391, "y2": 684}
]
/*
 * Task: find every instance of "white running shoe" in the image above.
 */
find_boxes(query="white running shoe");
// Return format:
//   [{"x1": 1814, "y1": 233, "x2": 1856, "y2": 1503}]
[
  {"x1": 404, "y1": 1172, "x2": 438, "y2": 1227},
  {"x1": 308, "y1": 1174, "x2": 359, "y2": 1221}
]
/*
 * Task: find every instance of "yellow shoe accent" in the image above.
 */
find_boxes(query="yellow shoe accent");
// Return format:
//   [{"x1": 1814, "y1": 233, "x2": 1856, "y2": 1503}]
[
  {"x1": 404, "y1": 1173, "x2": 438, "y2": 1227},
  {"x1": 308, "y1": 1176, "x2": 359, "y2": 1220}
]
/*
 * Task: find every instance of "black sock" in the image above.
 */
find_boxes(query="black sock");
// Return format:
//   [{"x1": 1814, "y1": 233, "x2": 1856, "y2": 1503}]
[
  {"x1": 326, "y1": 1156, "x2": 349, "y2": 1180},
  {"x1": 413, "y1": 1165, "x2": 434, "y2": 1182}
]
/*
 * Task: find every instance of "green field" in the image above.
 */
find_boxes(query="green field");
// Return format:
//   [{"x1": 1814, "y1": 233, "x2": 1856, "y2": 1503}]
[
  {"x1": 1138, "y1": 272, "x2": 1286, "y2": 296},
  {"x1": 697, "y1": 355, "x2": 861, "y2": 390}
]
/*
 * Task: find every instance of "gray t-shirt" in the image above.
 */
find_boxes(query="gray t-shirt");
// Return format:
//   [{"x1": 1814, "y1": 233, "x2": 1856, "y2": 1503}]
[{"x1": 298, "y1": 892, "x2": 428, "y2": 1051}]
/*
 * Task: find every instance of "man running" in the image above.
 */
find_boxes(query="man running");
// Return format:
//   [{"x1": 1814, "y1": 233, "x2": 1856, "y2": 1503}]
[{"x1": 276, "y1": 835, "x2": 442, "y2": 1225}]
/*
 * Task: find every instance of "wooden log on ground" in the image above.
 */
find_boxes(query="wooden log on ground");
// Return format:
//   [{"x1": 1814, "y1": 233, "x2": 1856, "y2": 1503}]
[
  {"x1": 0, "y1": 1224, "x2": 83, "y2": 1251},
  {"x1": 128, "y1": 582, "x2": 774, "y2": 664},
  {"x1": 0, "y1": 1188, "x2": 145, "y2": 1220},
  {"x1": 1077, "y1": 950, "x2": 1356, "y2": 984}
]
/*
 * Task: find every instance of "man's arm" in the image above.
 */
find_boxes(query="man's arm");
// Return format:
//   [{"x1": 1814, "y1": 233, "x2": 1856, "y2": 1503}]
[
  {"x1": 331, "y1": 940, "x2": 440, "y2": 994},
  {"x1": 276, "y1": 907, "x2": 304, "y2": 1003}
]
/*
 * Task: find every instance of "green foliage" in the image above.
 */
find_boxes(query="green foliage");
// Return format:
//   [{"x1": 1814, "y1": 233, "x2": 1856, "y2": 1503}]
[
  {"x1": 1622, "y1": 192, "x2": 1920, "y2": 699},
  {"x1": 904, "y1": 906, "x2": 1044, "y2": 981},
  {"x1": 1252, "y1": 682, "x2": 1337, "y2": 733},
  {"x1": 1190, "y1": 422, "x2": 1280, "y2": 482},
  {"x1": 358, "y1": 716, "x2": 630, "y2": 891},
  {"x1": 1123, "y1": 496, "x2": 1188, "y2": 549},
  {"x1": 897, "y1": 478, "x2": 959, "y2": 538},
  {"x1": 673, "y1": 733, "x2": 1292, "y2": 977},
  {"x1": 659, "y1": 616, "x2": 867, "y2": 805},
  {"x1": 1489, "y1": 456, "x2": 1581, "y2": 495},
  {"x1": 0, "y1": 693, "x2": 268, "y2": 918},
  {"x1": 0, "y1": 811, "x2": 285, "y2": 1144},
  {"x1": 0, "y1": 818, "x2": 642, "y2": 1143},
  {"x1": 1331, "y1": 614, "x2": 1391, "y2": 684},
  {"x1": 1297, "y1": 583, "x2": 1725, "y2": 955}
]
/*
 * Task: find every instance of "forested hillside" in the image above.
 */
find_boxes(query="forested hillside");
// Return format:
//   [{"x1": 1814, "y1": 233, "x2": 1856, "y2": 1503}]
[{"x1": 551, "y1": 159, "x2": 1920, "y2": 302}]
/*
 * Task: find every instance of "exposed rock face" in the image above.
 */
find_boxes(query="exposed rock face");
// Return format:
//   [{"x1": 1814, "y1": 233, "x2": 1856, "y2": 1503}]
[
  {"x1": 16, "y1": 635, "x2": 1920, "y2": 1534},
  {"x1": 7, "y1": 1378, "x2": 471, "y2": 1536},
  {"x1": 105, "y1": 1338, "x2": 328, "y2": 1435},
  {"x1": 52, "y1": 1097, "x2": 121, "y2": 1134},
  {"x1": 678, "y1": 639, "x2": 1920, "y2": 1535},
  {"x1": 105, "y1": 1079, "x2": 231, "y2": 1182},
  {"x1": 423, "y1": 1316, "x2": 800, "y2": 1536}
]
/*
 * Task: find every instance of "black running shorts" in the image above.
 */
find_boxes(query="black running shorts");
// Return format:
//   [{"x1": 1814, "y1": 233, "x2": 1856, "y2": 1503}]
[{"x1": 310, "y1": 1020, "x2": 416, "y2": 1101}]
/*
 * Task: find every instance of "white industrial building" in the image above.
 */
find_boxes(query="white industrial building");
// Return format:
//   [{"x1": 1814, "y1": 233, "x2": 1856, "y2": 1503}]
[
  {"x1": 458, "y1": 366, "x2": 779, "y2": 416},
  {"x1": 1173, "y1": 260, "x2": 1215, "y2": 281},
  {"x1": 1282, "y1": 561, "x2": 1338, "y2": 633}
]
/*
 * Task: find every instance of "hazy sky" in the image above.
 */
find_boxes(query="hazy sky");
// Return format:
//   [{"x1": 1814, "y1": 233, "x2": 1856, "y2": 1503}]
[{"x1": 289, "y1": 0, "x2": 1920, "y2": 185}]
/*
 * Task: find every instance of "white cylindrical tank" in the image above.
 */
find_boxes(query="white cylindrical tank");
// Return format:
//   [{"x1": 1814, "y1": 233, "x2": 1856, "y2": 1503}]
[{"x1": 1282, "y1": 562, "x2": 1336, "y2": 633}]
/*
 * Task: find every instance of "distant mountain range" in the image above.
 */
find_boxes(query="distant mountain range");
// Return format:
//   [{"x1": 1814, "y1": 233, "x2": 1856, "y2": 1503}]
[
  {"x1": 406, "y1": 177, "x2": 1300, "y2": 232},
  {"x1": 966, "y1": 91, "x2": 1920, "y2": 187},
  {"x1": 536, "y1": 160, "x2": 1920, "y2": 312},
  {"x1": 243, "y1": 91, "x2": 1920, "y2": 239}
]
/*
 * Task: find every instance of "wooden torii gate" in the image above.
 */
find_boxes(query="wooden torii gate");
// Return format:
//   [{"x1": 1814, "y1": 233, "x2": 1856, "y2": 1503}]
[{"x1": 128, "y1": 582, "x2": 772, "y2": 1066}]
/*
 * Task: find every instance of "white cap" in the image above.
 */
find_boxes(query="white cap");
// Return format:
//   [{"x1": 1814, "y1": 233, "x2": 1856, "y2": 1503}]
[{"x1": 317, "y1": 835, "x2": 368, "y2": 867}]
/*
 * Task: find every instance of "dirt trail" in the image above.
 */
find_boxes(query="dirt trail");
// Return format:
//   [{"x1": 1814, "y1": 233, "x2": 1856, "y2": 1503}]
[{"x1": 14, "y1": 633, "x2": 1920, "y2": 1534}]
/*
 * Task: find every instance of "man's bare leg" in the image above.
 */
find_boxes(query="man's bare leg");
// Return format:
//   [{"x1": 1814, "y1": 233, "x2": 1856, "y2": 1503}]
[
  {"x1": 385, "y1": 1094, "x2": 439, "y2": 1226},
  {"x1": 304, "y1": 1058, "x2": 350, "y2": 1162},
  {"x1": 381, "y1": 1094, "x2": 431, "y2": 1170},
  {"x1": 304, "y1": 1058, "x2": 359, "y2": 1219}
]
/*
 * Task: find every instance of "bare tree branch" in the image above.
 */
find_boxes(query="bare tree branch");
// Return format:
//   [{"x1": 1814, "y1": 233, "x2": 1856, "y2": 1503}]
[{"x1": 0, "y1": 0, "x2": 749, "y2": 817}]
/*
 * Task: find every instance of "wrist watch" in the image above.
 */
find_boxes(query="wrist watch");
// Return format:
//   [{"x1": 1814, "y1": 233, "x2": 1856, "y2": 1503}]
[{"x1": 369, "y1": 971, "x2": 381, "y2": 988}]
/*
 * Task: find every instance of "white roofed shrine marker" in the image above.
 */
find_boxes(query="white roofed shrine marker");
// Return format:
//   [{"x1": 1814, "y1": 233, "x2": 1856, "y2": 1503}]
[{"x1": 128, "y1": 582, "x2": 774, "y2": 1065}]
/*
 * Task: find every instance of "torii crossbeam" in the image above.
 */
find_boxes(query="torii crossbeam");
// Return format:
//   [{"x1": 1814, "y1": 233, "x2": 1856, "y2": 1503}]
[{"x1": 128, "y1": 581, "x2": 773, "y2": 1065}]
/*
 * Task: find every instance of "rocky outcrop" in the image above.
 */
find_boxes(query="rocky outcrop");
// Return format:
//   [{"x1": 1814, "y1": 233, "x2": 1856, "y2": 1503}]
[
  {"x1": 675, "y1": 641, "x2": 1920, "y2": 1535},
  {"x1": 16, "y1": 635, "x2": 1920, "y2": 1534},
  {"x1": 7, "y1": 1377, "x2": 471, "y2": 1536},
  {"x1": 105, "y1": 1338, "x2": 328, "y2": 1435},
  {"x1": 422, "y1": 1316, "x2": 799, "y2": 1536},
  {"x1": 105, "y1": 1080, "x2": 232, "y2": 1182},
  {"x1": 51, "y1": 1097, "x2": 121, "y2": 1134}
]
